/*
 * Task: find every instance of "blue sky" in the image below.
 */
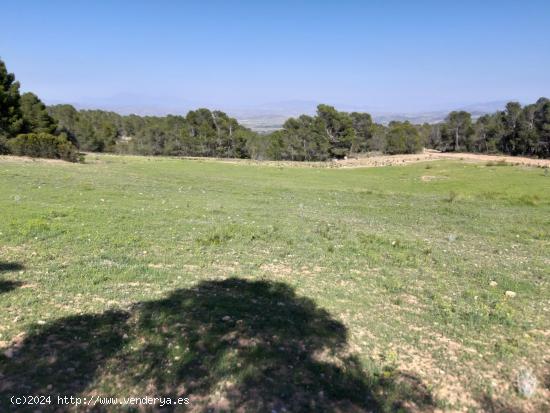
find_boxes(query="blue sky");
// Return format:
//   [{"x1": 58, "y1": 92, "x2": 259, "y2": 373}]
[{"x1": 1, "y1": 0, "x2": 549, "y2": 112}]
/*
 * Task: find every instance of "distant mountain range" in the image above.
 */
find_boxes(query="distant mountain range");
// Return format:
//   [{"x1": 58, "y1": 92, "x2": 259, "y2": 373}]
[
  {"x1": 46, "y1": 96, "x2": 516, "y2": 132},
  {"x1": 228, "y1": 100, "x2": 513, "y2": 132}
]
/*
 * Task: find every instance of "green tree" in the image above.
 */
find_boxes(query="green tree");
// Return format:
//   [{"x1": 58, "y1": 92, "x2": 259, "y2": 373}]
[
  {"x1": 473, "y1": 114, "x2": 501, "y2": 153},
  {"x1": 515, "y1": 104, "x2": 538, "y2": 155},
  {"x1": 47, "y1": 104, "x2": 80, "y2": 144},
  {"x1": 534, "y1": 97, "x2": 550, "y2": 157},
  {"x1": 385, "y1": 121, "x2": 422, "y2": 154},
  {"x1": 415, "y1": 123, "x2": 431, "y2": 149},
  {"x1": 445, "y1": 111, "x2": 473, "y2": 151},
  {"x1": 368, "y1": 124, "x2": 388, "y2": 152},
  {"x1": 0, "y1": 58, "x2": 24, "y2": 141},
  {"x1": 20, "y1": 92, "x2": 57, "y2": 134},
  {"x1": 316, "y1": 104, "x2": 356, "y2": 158},
  {"x1": 499, "y1": 102, "x2": 522, "y2": 154},
  {"x1": 280, "y1": 115, "x2": 329, "y2": 161},
  {"x1": 349, "y1": 112, "x2": 373, "y2": 152}
]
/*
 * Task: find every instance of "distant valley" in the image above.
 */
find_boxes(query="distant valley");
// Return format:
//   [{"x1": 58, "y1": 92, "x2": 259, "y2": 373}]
[{"x1": 48, "y1": 97, "x2": 514, "y2": 132}]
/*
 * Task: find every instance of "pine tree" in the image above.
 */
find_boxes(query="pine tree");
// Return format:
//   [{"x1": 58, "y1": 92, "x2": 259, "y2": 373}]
[
  {"x1": 0, "y1": 58, "x2": 24, "y2": 138},
  {"x1": 20, "y1": 92, "x2": 57, "y2": 134}
]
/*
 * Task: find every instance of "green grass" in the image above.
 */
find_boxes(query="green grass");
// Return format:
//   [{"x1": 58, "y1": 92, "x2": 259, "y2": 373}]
[{"x1": 0, "y1": 154, "x2": 549, "y2": 412}]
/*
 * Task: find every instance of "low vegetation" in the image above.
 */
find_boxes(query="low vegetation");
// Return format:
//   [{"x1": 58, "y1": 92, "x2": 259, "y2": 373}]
[
  {"x1": 0, "y1": 154, "x2": 548, "y2": 411},
  {"x1": 6, "y1": 133, "x2": 80, "y2": 162}
]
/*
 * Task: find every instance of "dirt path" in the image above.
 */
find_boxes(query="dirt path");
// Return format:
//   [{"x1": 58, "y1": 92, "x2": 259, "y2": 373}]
[
  {"x1": 0, "y1": 155, "x2": 72, "y2": 164},
  {"x1": 334, "y1": 150, "x2": 550, "y2": 168},
  {"x1": 191, "y1": 151, "x2": 550, "y2": 169},
  {"x1": 2, "y1": 151, "x2": 549, "y2": 168}
]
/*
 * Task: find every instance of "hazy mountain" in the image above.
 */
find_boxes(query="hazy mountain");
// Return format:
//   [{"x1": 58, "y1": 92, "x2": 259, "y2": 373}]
[
  {"x1": 45, "y1": 93, "x2": 200, "y2": 116},
  {"x1": 45, "y1": 95, "x2": 514, "y2": 132},
  {"x1": 231, "y1": 100, "x2": 512, "y2": 131}
]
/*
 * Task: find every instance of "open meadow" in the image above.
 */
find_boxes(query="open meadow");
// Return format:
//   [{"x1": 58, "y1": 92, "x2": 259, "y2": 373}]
[{"x1": 0, "y1": 154, "x2": 549, "y2": 412}]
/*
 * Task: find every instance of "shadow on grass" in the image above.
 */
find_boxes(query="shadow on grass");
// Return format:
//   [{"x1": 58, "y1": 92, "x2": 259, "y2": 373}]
[
  {"x1": 0, "y1": 262, "x2": 24, "y2": 294},
  {"x1": 475, "y1": 393, "x2": 525, "y2": 413},
  {"x1": 0, "y1": 278, "x2": 435, "y2": 412}
]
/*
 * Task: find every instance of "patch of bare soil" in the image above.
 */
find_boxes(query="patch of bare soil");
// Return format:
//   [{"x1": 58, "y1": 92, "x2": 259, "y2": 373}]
[
  {"x1": 420, "y1": 175, "x2": 448, "y2": 182},
  {"x1": 335, "y1": 150, "x2": 550, "y2": 168},
  {"x1": 3, "y1": 152, "x2": 547, "y2": 168},
  {"x1": 180, "y1": 150, "x2": 550, "y2": 169},
  {"x1": 394, "y1": 334, "x2": 550, "y2": 413},
  {"x1": 260, "y1": 262, "x2": 293, "y2": 277},
  {"x1": 0, "y1": 155, "x2": 70, "y2": 164}
]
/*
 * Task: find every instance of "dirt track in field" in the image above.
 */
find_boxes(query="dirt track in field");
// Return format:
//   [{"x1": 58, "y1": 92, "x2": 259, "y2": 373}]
[
  {"x1": 189, "y1": 150, "x2": 550, "y2": 169},
  {"x1": 333, "y1": 151, "x2": 550, "y2": 168},
  {"x1": 2, "y1": 151, "x2": 549, "y2": 168}
]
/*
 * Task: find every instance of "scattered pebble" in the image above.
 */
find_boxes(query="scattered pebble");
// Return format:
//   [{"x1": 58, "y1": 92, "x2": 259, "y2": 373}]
[
  {"x1": 489, "y1": 281, "x2": 498, "y2": 287},
  {"x1": 505, "y1": 290, "x2": 517, "y2": 298}
]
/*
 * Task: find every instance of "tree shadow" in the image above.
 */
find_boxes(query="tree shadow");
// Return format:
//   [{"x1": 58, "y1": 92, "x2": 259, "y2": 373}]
[
  {"x1": 0, "y1": 262, "x2": 24, "y2": 294},
  {"x1": 0, "y1": 278, "x2": 435, "y2": 412}
]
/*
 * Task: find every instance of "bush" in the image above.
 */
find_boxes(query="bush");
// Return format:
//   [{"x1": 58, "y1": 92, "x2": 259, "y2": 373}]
[
  {"x1": 0, "y1": 135, "x2": 9, "y2": 154},
  {"x1": 7, "y1": 133, "x2": 80, "y2": 162},
  {"x1": 385, "y1": 121, "x2": 422, "y2": 154}
]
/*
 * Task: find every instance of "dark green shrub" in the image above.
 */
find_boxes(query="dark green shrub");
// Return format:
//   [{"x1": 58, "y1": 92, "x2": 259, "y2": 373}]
[
  {"x1": 0, "y1": 135, "x2": 9, "y2": 154},
  {"x1": 385, "y1": 121, "x2": 423, "y2": 154},
  {"x1": 7, "y1": 133, "x2": 80, "y2": 162}
]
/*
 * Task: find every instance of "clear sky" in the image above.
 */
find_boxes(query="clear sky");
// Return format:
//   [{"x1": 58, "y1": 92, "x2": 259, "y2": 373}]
[{"x1": 1, "y1": 0, "x2": 549, "y2": 112}]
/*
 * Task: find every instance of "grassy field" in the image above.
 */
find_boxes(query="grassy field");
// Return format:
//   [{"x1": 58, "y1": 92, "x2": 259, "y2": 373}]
[{"x1": 0, "y1": 154, "x2": 549, "y2": 412}]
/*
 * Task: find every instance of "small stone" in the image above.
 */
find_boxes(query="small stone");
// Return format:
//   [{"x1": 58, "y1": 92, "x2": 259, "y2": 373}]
[
  {"x1": 222, "y1": 316, "x2": 231, "y2": 321},
  {"x1": 505, "y1": 290, "x2": 517, "y2": 298},
  {"x1": 3, "y1": 349, "x2": 14, "y2": 358},
  {"x1": 517, "y1": 368, "x2": 537, "y2": 398},
  {"x1": 489, "y1": 281, "x2": 498, "y2": 287},
  {"x1": 37, "y1": 320, "x2": 46, "y2": 325}
]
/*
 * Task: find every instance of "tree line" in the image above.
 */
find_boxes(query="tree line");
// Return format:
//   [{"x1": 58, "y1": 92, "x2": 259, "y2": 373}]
[
  {"x1": 45, "y1": 103, "x2": 426, "y2": 160},
  {"x1": 2, "y1": 58, "x2": 549, "y2": 161},
  {"x1": 47, "y1": 100, "x2": 549, "y2": 161},
  {"x1": 46, "y1": 105, "x2": 256, "y2": 158},
  {"x1": 428, "y1": 100, "x2": 550, "y2": 157},
  {"x1": 0, "y1": 59, "x2": 79, "y2": 161}
]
